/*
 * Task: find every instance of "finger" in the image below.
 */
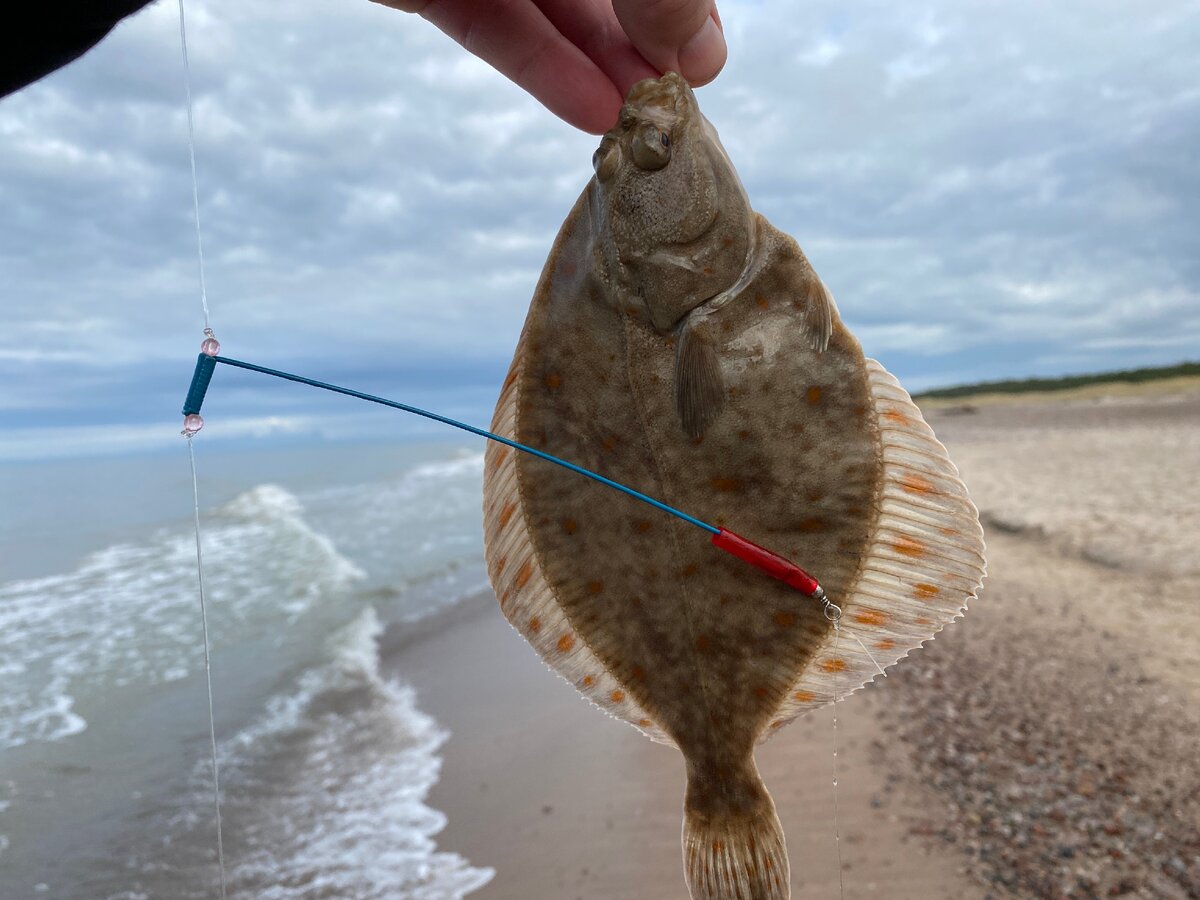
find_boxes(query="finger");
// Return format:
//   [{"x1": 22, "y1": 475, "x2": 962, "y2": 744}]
[
  {"x1": 376, "y1": 0, "x2": 624, "y2": 133},
  {"x1": 610, "y1": 0, "x2": 726, "y2": 86},
  {"x1": 534, "y1": 0, "x2": 657, "y2": 99}
]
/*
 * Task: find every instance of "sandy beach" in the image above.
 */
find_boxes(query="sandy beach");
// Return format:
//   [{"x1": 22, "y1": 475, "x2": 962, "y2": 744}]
[{"x1": 383, "y1": 378, "x2": 1200, "y2": 899}]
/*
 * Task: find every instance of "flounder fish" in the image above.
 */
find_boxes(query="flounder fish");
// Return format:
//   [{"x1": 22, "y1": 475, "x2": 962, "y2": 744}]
[{"x1": 483, "y1": 73, "x2": 985, "y2": 900}]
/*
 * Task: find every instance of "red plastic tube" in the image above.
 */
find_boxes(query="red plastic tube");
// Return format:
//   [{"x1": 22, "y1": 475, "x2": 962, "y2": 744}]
[{"x1": 711, "y1": 528, "x2": 822, "y2": 596}]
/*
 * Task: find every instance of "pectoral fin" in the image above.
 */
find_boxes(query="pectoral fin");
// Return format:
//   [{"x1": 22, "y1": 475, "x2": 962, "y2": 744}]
[
  {"x1": 674, "y1": 323, "x2": 725, "y2": 439},
  {"x1": 802, "y1": 275, "x2": 835, "y2": 352}
]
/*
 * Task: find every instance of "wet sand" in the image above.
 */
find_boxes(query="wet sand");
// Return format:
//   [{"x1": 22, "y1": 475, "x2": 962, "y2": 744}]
[{"x1": 385, "y1": 378, "x2": 1200, "y2": 899}]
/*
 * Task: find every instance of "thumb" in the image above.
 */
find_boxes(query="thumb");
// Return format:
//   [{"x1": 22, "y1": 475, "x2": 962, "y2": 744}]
[{"x1": 611, "y1": 0, "x2": 726, "y2": 87}]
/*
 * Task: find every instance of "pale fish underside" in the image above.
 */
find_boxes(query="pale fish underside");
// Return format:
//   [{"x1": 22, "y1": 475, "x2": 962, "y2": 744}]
[{"x1": 482, "y1": 73, "x2": 985, "y2": 900}]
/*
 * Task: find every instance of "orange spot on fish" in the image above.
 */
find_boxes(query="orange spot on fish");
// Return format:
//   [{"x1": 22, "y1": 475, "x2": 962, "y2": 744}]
[
  {"x1": 581, "y1": 675, "x2": 595, "y2": 688},
  {"x1": 774, "y1": 611, "x2": 796, "y2": 628},
  {"x1": 722, "y1": 237, "x2": 734, "y2": 248},
  {"x1": 738, "y1": 429, "x2": 751, "y2": 439},
  {"x1": 514, "y1": 560, "x2": 533, "y2": 588},
  {"x1": 854, "y1": 609, "x2": 889, "y2": 626},
  {"x1": 793, "y1": 690, "x2": 815, "y2": 703},
  {"x1": 529, "y1": 616, "x2": 541, "y2": 634},
  {"x1": 638, "y1": 718, "x2": 653, "y2": 728},
  {"x1": 806, "y1": 386, "x2": 822, "y2": 405},
  {"x1": 900, "y1": 473, "x2": 936, "y2": 495},
  {"x1": 695, "y1": 635, "x2": 711, "y2": 651},
  {"x1": 632, "y1": 665, "x2": 646, "y2": 681},
  {"x1": 562, "y1": 518, "x2": 577, "y2": 535},
  {"x1": 502, "y1": 368, "x2": 519, "y2": 391},
  {"x1": 681, "y1": 563, "x2": 699, "y2": 578},
  {"x1": 545, "y1": 372, "x2": 562, "y2": 390},
  {"x1": 914, "y1": 582, "x2": 941, "y2": 599},
  {"x1": 498, "y1": 502, "x2": 516, "y2": 528},
  {"x1": 754, "y1": 686, "x2": 770, "y2": 698},
  {"x1": 490, "y1": 446, "x2": 509, "y2": 468},
  {"x1": 710, "y1": 477, "x2": 740, "y2": 492},
  {"x1": 712, "y1": 840, "x2": 725, "y2": 852},
  {"x1": 892, "y1": 535, "x2": 925, "y2": 557},
  {"x1": 821, "y1": 658, "x2": 847, "y2": 673},
  {"x1": 755, "y1": 295, "x2": 769, "y2": 309},
  {"x1": 797, "y1": 517, "x2": 827, "y2": 533},
  {"x1": 587, "y1": 580, "x2": 604, "y2": 594},
  {"x1": 602, "y1": 435, "x2": 618, "y2": 452},
  {"x1": 610, "y1": 690, "x2": 625, "y2": 703},
  {"x1": 875, "y1": 638, "x2": 896, "y2": 651},
  {"x1": 635, "y1": 520, "x2": 652, "y2": 534},
  {"x1": 494, "y1": 557, "x2": 507, "y2": 576},
  {"x1": 498, "y1": 589, "x2": 510, "y2": 610},
  {"x1": 556, "y1": 633, "x2": 575, "y2": 653},
  {"x1": 769, "y1": 720, "x2": 784, "y2": 729},
  {"x1": 916, "y1": 616, "x2": 932, "y2": 626},
  {"x1": 883, "y1": 409, "x2": 911, "y2": 426},
  {"x1": 702, "y1": 266, "x2": 714, "y2": 275}
]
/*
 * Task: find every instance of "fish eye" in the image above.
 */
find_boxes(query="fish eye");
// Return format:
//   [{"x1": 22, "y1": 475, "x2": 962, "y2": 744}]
[{"x1": 631, "y1": 125, "x2": 670, "y2": 171}]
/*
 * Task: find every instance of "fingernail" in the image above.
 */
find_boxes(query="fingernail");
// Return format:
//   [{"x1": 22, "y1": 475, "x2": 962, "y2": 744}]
[{"x1": 678, "y1": 16, "x2": 727, "y2": 86}]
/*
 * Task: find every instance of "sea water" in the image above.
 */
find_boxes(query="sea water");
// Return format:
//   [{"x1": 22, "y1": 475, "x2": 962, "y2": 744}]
[{"x1": 0, "y1": 439, "x2": 495, "y2": 898}]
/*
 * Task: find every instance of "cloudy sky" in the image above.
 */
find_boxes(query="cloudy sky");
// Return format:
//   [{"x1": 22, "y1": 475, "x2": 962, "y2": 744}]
[{"x1": 1, "y1": 0, "x2": 1197, "y2": 460}]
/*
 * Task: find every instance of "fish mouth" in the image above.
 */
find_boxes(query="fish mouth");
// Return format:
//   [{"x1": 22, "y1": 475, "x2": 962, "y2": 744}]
[{"x1": 621, "y1": 72, "x2": 693, "y2": 126}]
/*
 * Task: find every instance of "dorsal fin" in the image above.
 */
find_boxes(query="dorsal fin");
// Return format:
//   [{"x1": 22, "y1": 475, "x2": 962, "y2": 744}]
[
  {"x1": 760, "y1": 357, "x2": 986, "y2": 740},
  {"x1": 483, "y1": 340, "x2": 677, "y2": 747}
]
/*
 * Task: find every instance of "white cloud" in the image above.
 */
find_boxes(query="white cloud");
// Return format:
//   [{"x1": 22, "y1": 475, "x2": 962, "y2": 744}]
[{"x1": 0, "y1": 0, "x2": 1198, "y2": 458}]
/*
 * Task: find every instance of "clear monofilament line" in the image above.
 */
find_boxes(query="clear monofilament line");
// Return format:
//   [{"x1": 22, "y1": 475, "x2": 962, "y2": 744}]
[
  {"x1": 186, "y1": 436, "x2": 227, "y2": 899},
  {"x1": 831, "y1": 619, "x2": 846, "y2": 900},
  {"x1": 177, "y1": 0, "x2": 210, "y2": 329}
]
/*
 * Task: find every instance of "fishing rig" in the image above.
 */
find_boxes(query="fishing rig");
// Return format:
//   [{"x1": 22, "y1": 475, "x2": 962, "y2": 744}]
[{"x1": 180, "y1": 345, "x2": 836, "y2": 610}]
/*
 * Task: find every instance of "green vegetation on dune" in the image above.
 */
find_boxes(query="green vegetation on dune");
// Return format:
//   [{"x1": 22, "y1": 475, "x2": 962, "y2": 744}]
[{"x1": 914, "y1": 362, "x2": 1200, "y2": 400}]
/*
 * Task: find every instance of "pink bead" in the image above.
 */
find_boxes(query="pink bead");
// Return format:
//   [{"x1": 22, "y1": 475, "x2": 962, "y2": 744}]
[
  {"x1": 201, "y1": 337, "x2": 221, "y2": 357},
  {"x1": 183, "y1": 413, "x2": 205, "y2": 435}
]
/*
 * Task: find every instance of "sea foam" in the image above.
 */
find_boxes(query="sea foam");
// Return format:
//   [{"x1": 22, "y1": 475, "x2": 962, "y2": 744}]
[
  {"x1": 155, "y1": 606, "x2": 494, "y2": 899},
  {"x1": 0, "y1": 483, "x2": 362, "y2": 750}
]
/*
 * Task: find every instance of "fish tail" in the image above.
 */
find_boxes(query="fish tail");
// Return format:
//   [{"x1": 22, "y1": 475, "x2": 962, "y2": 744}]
[{"x1": 682, "y1": 758, "x2": 789, "y2": 900}]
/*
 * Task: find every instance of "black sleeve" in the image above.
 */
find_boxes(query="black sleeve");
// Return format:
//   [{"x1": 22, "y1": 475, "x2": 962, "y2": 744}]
[{"x1": 1, "y1": 1, "x2": 159, "y2": 99}]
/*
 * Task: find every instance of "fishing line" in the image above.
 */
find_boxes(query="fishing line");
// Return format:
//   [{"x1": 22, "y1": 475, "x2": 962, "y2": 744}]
[
  {"x1": 825, "y1": 598, "x2": 847, "y2": 900},
  {"x1": 175, "y1": 0, "x2": 227, "y2": 894},
  {"x1": 177, "y1": 0, "x2": 210, "y2": 330},
  {"x1": 186, "y1": 433, "x2": 227, "y2": 900}
]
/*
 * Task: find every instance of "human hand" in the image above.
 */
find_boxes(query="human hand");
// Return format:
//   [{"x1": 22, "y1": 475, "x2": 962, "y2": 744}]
[{"x1": 372, "y1": 0, "x2": 726, "y2": 134}]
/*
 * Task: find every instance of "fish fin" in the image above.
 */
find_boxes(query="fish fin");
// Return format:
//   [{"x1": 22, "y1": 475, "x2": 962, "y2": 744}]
[
  {"x1": 802, "y1": 275, "x2": 835, "y2": 352},
  {"x1": 483, "y1": 331, "x2": 676, "y2": 748},
  {"x1": 675, "y1": 322, "x2": 726, "y2": 439},
  {"x1": 762, "y1": 358, "x2": 986, "y2": 739},
  {"x1": 683, "y1": 759, "x2": 789, "y2": 900},
  {"x1": 772, "y1": 231, "x2": 835, "y2": 352}
]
